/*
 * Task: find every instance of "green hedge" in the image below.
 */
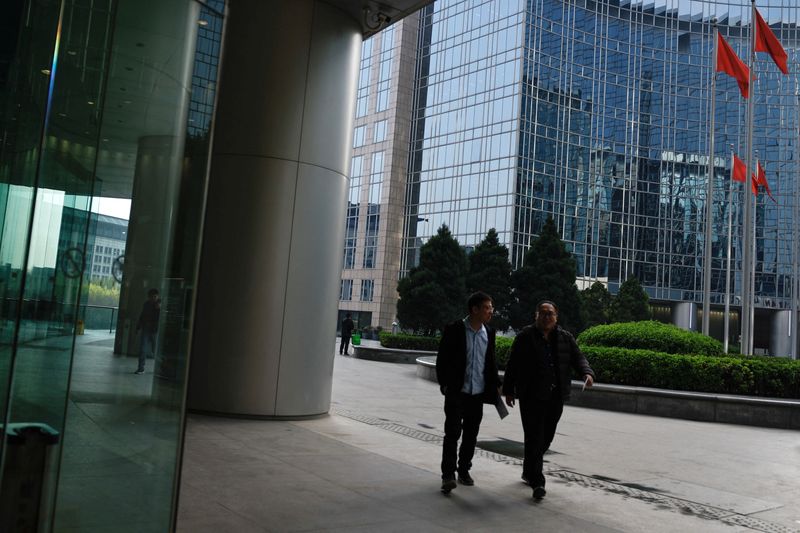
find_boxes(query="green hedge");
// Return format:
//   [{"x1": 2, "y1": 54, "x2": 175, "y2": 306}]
[
  {"x1": 583, "y1": 345, "x2": 800, "y2": 399},
  {"x1": 379, "y1": 332, "x2": 514, "y2": 369},
  {"x1": 379, "y1": 332, "x2": 439, "y2": 351},
  {"x1": 578, "y1": 321, "x2": 723, "y2": 356},
  {"x1": 495, "y1": 336, "x2": 513, "y2": 369}
]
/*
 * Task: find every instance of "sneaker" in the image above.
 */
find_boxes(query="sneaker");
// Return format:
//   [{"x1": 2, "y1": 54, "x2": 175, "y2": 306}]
[
  {"x1": 135, "y1": 370, "x2": 144, "y2": 375},
  {"x1": 457, "y1": 472, "x2": 474, "y2": 486},
  {"x1": 532, "y1": 486, "x2": 546, "y2": 500},
  {"x1": 440, "y1": 477, "x2": 457, "y2": 493},
  {"x1": 521, "y1": 474, "x2": 530, "y2": 485}
]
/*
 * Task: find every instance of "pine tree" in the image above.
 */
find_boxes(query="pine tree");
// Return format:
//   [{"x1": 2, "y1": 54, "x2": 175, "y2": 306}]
[
  {"x1": 580, "y1": 281, "x2": 611, "y2": 330},
  {"x1": 467, "y1": 228, "x2": 512, "y2": 331},
  {"x1": 608, "y1": 276, "x2": 652, "y2": 323},
  {"x1": 508, "y1": 217, "x2": 584, "y2": 332},
  {"x1": 397, "y1": 224, "x2": 467, "y2": 335}
]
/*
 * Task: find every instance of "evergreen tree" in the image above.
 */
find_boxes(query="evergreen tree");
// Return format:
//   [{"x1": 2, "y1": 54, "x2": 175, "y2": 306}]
[
  {"x1": 508, "y1": 217, "x2": 583, "y2": 332},
  {"x1": 580, "y1": 281, "x2": 611, "y2": 331},
  {"x1": 397, "y1": 224, "x2": 467, "y2": 335},
  {"x1": 608, "y1": 276, "x2": 652, "y2": 323},
  {"x1": 467, "y1": 228, "x2": 512, "y2": 331}
]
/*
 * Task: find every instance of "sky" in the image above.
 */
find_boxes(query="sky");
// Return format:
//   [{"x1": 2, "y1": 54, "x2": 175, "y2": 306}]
[{"x1": 92, "y1": 196, "x2": 130, "y2": 220}]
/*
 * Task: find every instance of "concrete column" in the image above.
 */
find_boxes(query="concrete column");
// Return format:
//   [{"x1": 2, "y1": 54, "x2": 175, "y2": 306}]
[
  {"x1": 671, "y1": 302, "x2": 697, "y2": 331},
  {"x1": 769, "y1": 309, "x2": 796, "y2": 358},
  {"x1": 187, "y1": 0, "x2": 361, "y2": 417}
]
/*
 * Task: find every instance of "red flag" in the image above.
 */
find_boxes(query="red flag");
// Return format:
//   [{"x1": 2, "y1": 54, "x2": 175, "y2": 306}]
[
  {"x1": 751, "y1": 174, "x2": 759, "y2": 196},
  {"x1": 754, "y1": 161, "x2": 776, "y2": 202},
  {"x1": 732, "y1": 154, "x2": 746, "y2": 182},
  {"x1": 716, "y1": 33, "x2": 751, "y2": 98},
  {"x1": 755, "y1": 8, "x2": 789, "y2": 75}
]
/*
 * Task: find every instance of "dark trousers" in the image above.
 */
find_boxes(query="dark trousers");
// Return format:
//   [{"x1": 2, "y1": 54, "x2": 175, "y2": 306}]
[
  {"x1": 339, "y1": 335, "x2": 351, "y2": 354},
  {"x1": 519, "y1": 392, "x2": 564, "y2": 488},
  {"x1": 441, "y1": 392, "x2": 484, "y2": 478}
]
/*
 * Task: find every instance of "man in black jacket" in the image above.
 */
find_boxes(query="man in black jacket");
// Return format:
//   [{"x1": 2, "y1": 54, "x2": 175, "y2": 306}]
[
  {"x1": 340, "y1": 313, "x2": 355, "y2": 355},
  {"x1": 503, "y1": 300, "x2": 594, "y2": 500},
  {"x1": 436, "y1": 292, "x2": 501, "y2": 493}
]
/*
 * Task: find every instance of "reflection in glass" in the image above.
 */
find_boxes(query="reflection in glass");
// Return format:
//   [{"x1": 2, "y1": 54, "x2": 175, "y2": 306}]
[{"x1": 0, "y1": 0, "x2": 224, "y2": 530}]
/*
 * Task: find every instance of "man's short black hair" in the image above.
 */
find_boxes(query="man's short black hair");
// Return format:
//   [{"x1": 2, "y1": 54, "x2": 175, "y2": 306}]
[
  {"x1": 346, "y1": 313, "x2": 352, "y2": 318},
  {"x1": 467, "y1": 291, "x2": 493, "y2": 313},
  {"x1": 147, "y1": 288, "x2": 159, "y2": 297},
  {"x1": 536, "y1": 300, "x2": 558, "y2": 313}
]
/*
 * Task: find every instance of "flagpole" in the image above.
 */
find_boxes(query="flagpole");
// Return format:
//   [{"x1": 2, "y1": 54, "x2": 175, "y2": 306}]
[
  {"x1": 741, "y1": 0, "x2": 756, "y2": 355},
  {"x1": 751, "y1": 155, "x2": 758, "y2": 354},
  {"x1": 793, "y1": 94, "x2": 800, "y2": 359},
  {"x1": 724, "y1": 145, "x2": 734, "y2": 353},
  {"x1": 702, "y1": 24, "x2": 719, "y2": 336}
]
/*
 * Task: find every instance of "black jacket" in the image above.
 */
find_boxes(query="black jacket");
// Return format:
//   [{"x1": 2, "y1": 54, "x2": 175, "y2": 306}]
[
  {"x1": 436, "y1": 320, "x2": 500, "y2": 404},
  {"x1": 341, "y1": 318, "x2": 355, "y2": 337},
  {"x1": 502, "y1": 325, "x2": 594, "y2": 401}
]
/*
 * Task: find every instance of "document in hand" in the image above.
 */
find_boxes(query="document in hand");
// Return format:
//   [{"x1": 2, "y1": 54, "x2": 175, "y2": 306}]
[{"x1": 494, "y1": 391, "x2": 509, "y2": 419}]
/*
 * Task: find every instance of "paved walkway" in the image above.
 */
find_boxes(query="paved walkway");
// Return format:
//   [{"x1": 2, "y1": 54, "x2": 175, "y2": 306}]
[{"x1": 177, "y1": 343, "x2": 800, "y2": 532}]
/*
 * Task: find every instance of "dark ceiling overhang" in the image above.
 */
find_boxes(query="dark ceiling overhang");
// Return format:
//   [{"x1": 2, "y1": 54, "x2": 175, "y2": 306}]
[{"x1": 325, "y1": 0, "x2": 435, "y2": 37}]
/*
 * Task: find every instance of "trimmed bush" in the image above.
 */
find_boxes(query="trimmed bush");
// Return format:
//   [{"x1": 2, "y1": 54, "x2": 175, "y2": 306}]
[
  {"x1": 495, "y1": 336, "x2": 513, "y2": 370},
  {"x1": 380, "y1": 332, "x2": 514, "y2": 370},
  {"x1": 578, "y1": 321, "x2": 723, "y2": 356},
  {"x1": 583, "y1": 345, "x2": 800, "y2": 398},
  {"x1": 379, "y1": 332, "x2": 439, "y2": 351}
]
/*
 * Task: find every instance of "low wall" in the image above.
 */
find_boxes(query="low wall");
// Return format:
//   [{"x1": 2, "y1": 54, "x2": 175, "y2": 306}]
[{"x1": 415, "y1": 356, "x2": 800, "y2": 430}]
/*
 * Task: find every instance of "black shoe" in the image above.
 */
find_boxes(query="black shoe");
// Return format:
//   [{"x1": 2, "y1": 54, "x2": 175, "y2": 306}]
[
  {"x1": 521, "y1": 474, "x2": 530, "y2": 485},
  {"x1": 441, "y1": 477, "x2": 457, "y2": 493},
  {"x1": 532, "y1": 486, "x2": 546, "y2": 500},
  {"x1": 457, "y1": 472, "x2": 474, "y2": 486}
]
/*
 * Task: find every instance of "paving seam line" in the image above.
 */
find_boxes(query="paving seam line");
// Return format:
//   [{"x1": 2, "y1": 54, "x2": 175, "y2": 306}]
[{"x1": 330, "y1": 407, "x2": 798, "y2": 533}]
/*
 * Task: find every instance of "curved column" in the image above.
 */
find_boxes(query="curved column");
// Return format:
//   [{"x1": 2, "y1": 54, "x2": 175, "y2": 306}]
[
  {"x1": 671, "y1": 302, "x2": 697, "y2": 331},
  {"x1": 188, "y1": 0, "x2": 361, "y2": 417},
  {"x1": 769, "y1": 309, "x2": 795, "y2": 358}
]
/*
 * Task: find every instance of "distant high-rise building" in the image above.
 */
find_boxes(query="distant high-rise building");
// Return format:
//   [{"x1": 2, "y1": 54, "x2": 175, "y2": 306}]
[
  {"x1": 341, "y1": 0, "x2": 800, "y2": 355},
  {"x1": 338, "y1": 13, "x2": 421, "y2": 332}
]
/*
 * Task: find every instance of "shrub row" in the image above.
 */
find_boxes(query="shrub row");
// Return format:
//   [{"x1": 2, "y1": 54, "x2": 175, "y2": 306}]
[
  {"x1": 379, "y1": 332, "x2": 514, "y2": 370},
  {"x1": 582, "y1": 345, "x2": 800, "y2": 399},
  {"x1": 495, "y1": 336, "x2": 513, "y2": 369},
  {"x1": 578, "y1": 321, "x2": 723, "y2": 356},
  {"x1": 379, "y1": 332, "x2": 439, "y2": 351}
]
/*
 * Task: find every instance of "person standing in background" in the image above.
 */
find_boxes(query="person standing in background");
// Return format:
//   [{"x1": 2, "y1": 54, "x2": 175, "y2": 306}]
[
  {"x1": 135, "y1": 288, "x2": 160, "y2": 374},
  {"x1": 340, "y1": 313, "x2": 355, "y2": 355}
]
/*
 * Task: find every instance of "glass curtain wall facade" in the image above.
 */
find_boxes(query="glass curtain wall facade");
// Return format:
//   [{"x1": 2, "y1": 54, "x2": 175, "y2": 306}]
[
  {"x1": 0, "y1": 0, "x2": 224, "y2": 530},
  {"x1": 399, "y1": 0, "x2": 800, "y2": 349},
  {"x1": 404, "y1": 0, "x2": 525, "y2": 270}
]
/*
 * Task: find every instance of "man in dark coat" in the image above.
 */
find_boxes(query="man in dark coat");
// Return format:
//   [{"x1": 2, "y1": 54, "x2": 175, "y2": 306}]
[
  {"x1": 135, "y1": 288, "x2": 160, "y2": 374},
  {"x1": 340, "y1": 313, "x2": 355, "y2": 355},
  {"x1": 436, "y1": 291, "x2": 501, "y2": 493},
  {"x1": 503, "y1": 300, "x2": 594, "y2": 500}
]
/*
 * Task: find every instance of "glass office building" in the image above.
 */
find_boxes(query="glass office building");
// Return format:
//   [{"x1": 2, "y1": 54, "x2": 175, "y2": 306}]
[{"x1": 342, "y1": 0, "x2": 800, "y2": 351}]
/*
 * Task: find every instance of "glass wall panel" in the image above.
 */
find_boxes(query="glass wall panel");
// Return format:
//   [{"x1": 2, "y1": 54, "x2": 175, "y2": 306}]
[
  {"x1": 0, "y1": 0, "x2": 79, "y2": 529},
  {"x1": 0, "y1": 0, "x2": 224, "y2": 530}
]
